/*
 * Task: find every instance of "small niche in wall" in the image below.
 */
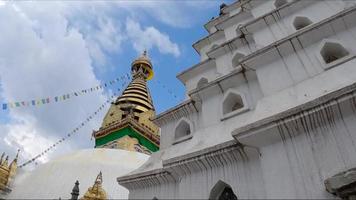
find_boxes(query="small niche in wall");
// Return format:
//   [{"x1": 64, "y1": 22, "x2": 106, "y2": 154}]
[
  {"x1": 274, "y1": 0, "x2": 287, "y2": 8},
  {"x1": 209, "y1": 180, "x2": 238, "y2": 200},
  {"x1": 320, "y1": 42, "x2": 349, "y2": 64},
  {"x1": 232, "y1": 52, "x2": 245, "y2": 68},
  {"x1": 293, "y1": 16, "x2": 313, "y2": 30},
  {"x1": 197, "y1": 77, "x2": 208, "y2": 89},
  {"x1": 222, "y1": 90, "x2": 249, "y2": 121},
  {"x1": 223, "y1": 93, "x2": 244, "y2": 115},
  {"x1": 173, "y1": 118, "x2": 193, "y2": 144}
]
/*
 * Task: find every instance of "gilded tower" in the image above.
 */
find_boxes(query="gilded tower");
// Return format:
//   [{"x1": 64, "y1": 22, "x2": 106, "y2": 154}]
[
  {"x1": 93, "y1": 51, "x2": 159, "y2": 154},
  {"x1": 0, "y1": 151, "x2": 19, "y2": 195}
]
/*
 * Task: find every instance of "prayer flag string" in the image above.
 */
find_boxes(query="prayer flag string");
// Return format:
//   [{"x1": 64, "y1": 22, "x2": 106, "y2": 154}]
[
  {"x1": 18, "y1": 76, "x2": 131, "y2": 168},
  {"x1": 155, "y1": 79, "x2": 183, "y2": 102},
  {"x1": 2, "y1": 73, "x2": 129, "y2": 110}
]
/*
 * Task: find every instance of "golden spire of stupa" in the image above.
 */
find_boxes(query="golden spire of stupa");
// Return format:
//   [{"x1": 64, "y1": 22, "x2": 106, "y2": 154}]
[{"x1": 95, "y1": 50, "x2": 160, "y2": 154}]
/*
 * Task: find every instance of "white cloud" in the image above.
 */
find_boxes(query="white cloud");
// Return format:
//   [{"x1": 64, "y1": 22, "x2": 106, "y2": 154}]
[
  {"x1": 0, "y1": 2, "x2": 107, "y2": 164},
  {"x1": 126, "y1": 18, "x2": 180, "y2": 57}
]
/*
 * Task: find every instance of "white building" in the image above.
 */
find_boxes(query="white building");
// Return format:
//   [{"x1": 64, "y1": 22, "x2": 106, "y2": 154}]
[{"x1": 117, "y1": 0, "x2": 356, "y2": 199}]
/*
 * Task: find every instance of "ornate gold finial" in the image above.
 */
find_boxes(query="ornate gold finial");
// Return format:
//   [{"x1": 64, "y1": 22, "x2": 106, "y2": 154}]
[
  {"x1": 12, "y1": 149, "x2": 19, "y2": 163},
  {"x1": 0, "y1": 152, "x2": 19, "y2": 194},
  {"x1": 8, "y1": 149, "x2": 19, "y2": 179},
  {"x1": 131, "y1": 50, "x2": 154, "y2": 80},
  {"x1": 1, "y1": 156, "x2": 8, "y2": 168},
  {"x1": 0, "y1": 153, "x2": 4, "y2": 164},
  {"x1": 80, "y1": 172, "x2": 107, "y2": 200}
]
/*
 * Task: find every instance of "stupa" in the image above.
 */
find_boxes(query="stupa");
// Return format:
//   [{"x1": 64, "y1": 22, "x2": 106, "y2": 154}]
[{"x1": 2, "y1": 51, "x2": 159, "y2": 199}]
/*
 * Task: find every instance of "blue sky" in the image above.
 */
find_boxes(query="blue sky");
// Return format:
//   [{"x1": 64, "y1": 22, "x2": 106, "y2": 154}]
[{"x1": 0, "y1": 0, "x2": 232, "y2": 165}]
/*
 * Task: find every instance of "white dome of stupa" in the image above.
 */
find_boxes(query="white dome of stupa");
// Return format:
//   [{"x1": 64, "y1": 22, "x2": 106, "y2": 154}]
[{"x1": 6, "y1": 148, "x2": 149, "y2": 199}]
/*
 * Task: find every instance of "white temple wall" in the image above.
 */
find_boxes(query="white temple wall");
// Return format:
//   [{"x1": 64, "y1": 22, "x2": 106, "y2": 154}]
[
  {"x1": 161, "y1": 73, "x2": 263, "y2": 151},
  {"x1": 257, "y1": 96, "x2": 356, "y2": 198},
  {"x1": 254, "y1": 23, "x2": 356, "y2": 96},
  {"x1": 184, "y1": 65, "x2": 218, "y2": 93},
  {"x1": 251, "y1": 1, "x2": 345, "y2": 49},
  {"x1": 224, "y1": 24, "x2": 240, "y2": 41},
  {"x1": 222, "y1": 17, "x2": 252, "y2": 41},
  {"x1": 128, "y1": 95, "x2": 356, "y2": 199},
  {"x1": 159, "y1": 111, "x2": 200, "y2": 150},
  {"x1": 215, "y1": 53, "x2": 234, "y2": 75},
  {"x1": 128, "y1": 148, "x2": 266, "y2": 199},
  {"x1": 199, "y1": 37, "x2": 226, "y2": 61}
]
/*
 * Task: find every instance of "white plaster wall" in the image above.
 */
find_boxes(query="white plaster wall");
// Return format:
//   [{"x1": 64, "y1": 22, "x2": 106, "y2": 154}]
[
  {"x1": 225, "y1": 24, "x2": 240, "y2": 41},
  {"x1": 159, "y1": 111, "x2": 199, "y2": 150},
  {"x1": 161, "y1": 73, "x2": 263, "y2": 153},
  {"x1": 255, "y1": 22, "x2": 356, "y2": 96},
  {"x1": 128, "y1": 93, "x2": 356, "y2": 199},
  {"x1": 259, "y1": 96, "x2": 356, "y2": 198},
  {"x1": 200, "y1": 37, "x2": 226, "y2": 61},
  {"x1": 250, "y1": 0, "x2": 279, "y2": 19},
  {"x1": 215, "y1": 53, "x2": 234, "y2": 75},
  {"x1": 184, "y1": 66, "x2": 218, "y2": 93},
  {"x1": 228, "y1": 8, "x2": 240, "y2": 16},
  {"x1": 252, "y1": 1, "x2": 345, "y2": 48},
  {"x1": 128, "y1": 149, "x2": 266, "y2": 199},
  {"x1": 223, "y1": 17, "x2": 253, "y2": 41}
]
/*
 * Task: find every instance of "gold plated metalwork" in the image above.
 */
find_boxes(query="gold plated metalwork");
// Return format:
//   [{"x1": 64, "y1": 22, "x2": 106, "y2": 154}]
[
  {"x1": 0, "y1": 150, "x2": 19, "y2": 194},
  {"x1": 80, "y1": 172, "x2": 107, "y2": 200},
  {"x1": 95, "y1": 51, "x2": 160, "y2": 153}
]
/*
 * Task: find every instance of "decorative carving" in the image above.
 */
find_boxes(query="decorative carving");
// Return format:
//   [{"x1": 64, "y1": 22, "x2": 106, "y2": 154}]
[
  {"x1": 0, "y1": 150, "x2": 19, "y2": 194},
  {"x1": 80, "y1": 172, "x2": 107, "y2": 200}
]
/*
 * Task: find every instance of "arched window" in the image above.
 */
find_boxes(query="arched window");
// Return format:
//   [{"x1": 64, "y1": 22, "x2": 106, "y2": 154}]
[
  {"x1": 232, "y1": 52, "x2": 245, "y2": 68},
  {"x1": 293, "y1": 16, "x2": 313, "y2": 30},
  {"x1": 274, "y1": 0, "x2": 287, "y2": 8},
  {"x1": 320, "y1": 42, "x2": 349, "y2": 64},
  {"x1": 174, "y1": 119, "x2": 192, "y2": 140},
  {"x1": 223, "y1": 92, "x2": 244, "y2": 115},
  {"x1": 197, "y1": 77, "x2": 209, "y2": 89},
  {"x1": 209, "y1": 180, "x2": 237, "y2": 200}
]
